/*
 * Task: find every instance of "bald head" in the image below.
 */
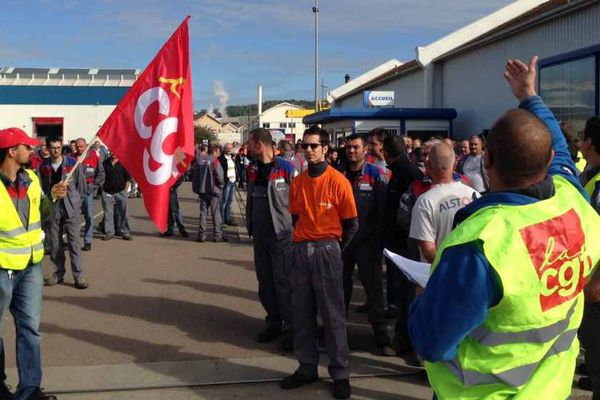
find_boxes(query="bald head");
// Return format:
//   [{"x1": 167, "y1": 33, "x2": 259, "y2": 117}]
[
  {"x1": 429, "y1": 142, "x2": 455, "y2": 172},
  {"x1": 487, "y1": 108, "x2": 552, "y2": 188}
]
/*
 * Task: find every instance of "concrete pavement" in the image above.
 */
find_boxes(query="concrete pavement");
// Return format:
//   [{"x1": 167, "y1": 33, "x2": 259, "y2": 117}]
[{"x1": 0, "y1": 183, "x2": 590, "y2": 399}]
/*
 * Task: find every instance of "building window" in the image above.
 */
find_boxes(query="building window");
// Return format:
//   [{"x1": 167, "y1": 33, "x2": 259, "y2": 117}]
[
  {"x1": 262, "y1": 123, "x2": 270, "y2": 128},
  {"x1": 540, "y1": 55, "x2": 596, "y2": 134},
  {"x1": 279, "y1": 122, "x2": 287, "y2": 128},
  {"x1": 289, "y1": 122, "x2": 296, "y2": 128}
]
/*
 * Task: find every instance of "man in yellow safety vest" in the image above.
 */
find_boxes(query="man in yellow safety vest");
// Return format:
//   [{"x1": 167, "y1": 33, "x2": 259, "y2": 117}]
[
  {"x1": 409, "y1": 57, "x2": 600, "y2": 400},
  {"x1": 0, "y1": 127, "x2": 67, "y2": 400}
]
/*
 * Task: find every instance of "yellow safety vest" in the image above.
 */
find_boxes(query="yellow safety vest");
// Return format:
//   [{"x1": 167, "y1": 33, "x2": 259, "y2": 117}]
[
  {"x1": 584, "y1": 170, "x2": 600, "y2": 199},
  {"x1": 0, "y1": 170, "x2": 44, "y2": 270},
  {"x1": 426, "y1": 175, "x2": 600, "y2": 400}
]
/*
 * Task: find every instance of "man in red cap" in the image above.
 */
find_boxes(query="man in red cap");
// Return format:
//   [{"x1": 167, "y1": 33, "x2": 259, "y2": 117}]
[{"x1": 0, "y1": 127, "x2": 63, "y2": 399}]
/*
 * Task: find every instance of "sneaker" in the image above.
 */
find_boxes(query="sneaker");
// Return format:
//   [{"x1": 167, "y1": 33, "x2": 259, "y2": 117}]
[
  {"x1": 43, "y1": 276, "x2": 64, "y2": 286},
  {"x1": 196, "y1": 237, "x2": 206, "y2": 243},
  {"x1": 280, "y1": 331, "x2": 294, "y2": 351},
  {"x1": 332, "y1": 379, "x2": 351, "y2": 399},
  {"x1": 25, "y1": 388, "x2": 56, "y2": 400},
  {"x1": 160, "y1": 231, "x2": 174, "y2": 237},
  {"x1": 122, "y1": 235, "x2": 133, "y2": 241},
  {"x1": 102, "y1": 234, "x2": 114, "y2": 241},
  {"x1": 226, "y1": 221, "x2": 237, "y2": 226},
  {"x1": 82, "y1": 243, "x2": 92, "y2": 251},
  {"x1": 280, "y1": 371, "x2": 318, "y2": 390},
  {"x1": 74, "y1": 278, "x2": 89, "y2": 290},
  {"x1": 179, "y1": 230, "x2": 189, "y2": 237},
  {"x1": 214, "y1": 237, "x2": 229, "y2": 243},
  {"x1": 257, "y1": 325, "x2": 282, "y2": 343},
  {"x1": 0, "y1": 381, "x2": 13, "y2": 400}
]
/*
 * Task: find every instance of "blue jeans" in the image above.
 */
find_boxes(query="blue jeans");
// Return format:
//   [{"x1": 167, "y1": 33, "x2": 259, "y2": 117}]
[
  {"x1": 0, "y1": 263, "x2": 43, "y2": 400},
  {"x1": 82, "y1": 190, "x2": 95, "y2": 245},
  {"x1": 221, "y1": 181, "x2": 236, "y2": 224}
]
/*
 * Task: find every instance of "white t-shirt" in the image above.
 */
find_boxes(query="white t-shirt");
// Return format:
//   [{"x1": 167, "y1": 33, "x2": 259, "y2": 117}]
[
  {"x1": 225, "y1": 154, "x2": 236, "y2": 183},
  {"x1": 409, "y1": 181, "x2": 480, "y2": 261}
]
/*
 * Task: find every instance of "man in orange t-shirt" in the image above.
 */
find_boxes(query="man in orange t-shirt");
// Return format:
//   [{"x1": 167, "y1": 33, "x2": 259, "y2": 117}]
[{"x1": 281, "y1": 126, "x2": 358, "y2": 400}]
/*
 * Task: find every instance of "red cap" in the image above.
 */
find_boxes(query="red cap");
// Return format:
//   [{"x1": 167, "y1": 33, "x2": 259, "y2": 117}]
[{"x1": 0, "y1": 128, "x2": 41, "y2": 149}]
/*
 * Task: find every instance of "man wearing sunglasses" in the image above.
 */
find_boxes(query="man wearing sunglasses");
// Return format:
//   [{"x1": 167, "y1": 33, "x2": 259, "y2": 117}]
[
  {"x1": 0, "y1": 128, "x2": 63, "y2": 399},
  {"x1": 282, "y1": 126, "x2": 358, "y2": 399}
]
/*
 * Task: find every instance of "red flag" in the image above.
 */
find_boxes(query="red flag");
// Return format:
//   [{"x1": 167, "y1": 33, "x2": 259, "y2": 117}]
[{"x1": 97, "y1": 17, "x2": 194, "y2": 232}]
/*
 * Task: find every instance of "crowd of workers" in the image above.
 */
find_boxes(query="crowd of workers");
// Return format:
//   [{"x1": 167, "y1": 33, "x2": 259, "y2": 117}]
[
  {"x1": 0, "y1": 56, "x2": 600, "y2": 400},
  {"x1": 184, "y1": 57, "x2": 600, "y2": 400}
]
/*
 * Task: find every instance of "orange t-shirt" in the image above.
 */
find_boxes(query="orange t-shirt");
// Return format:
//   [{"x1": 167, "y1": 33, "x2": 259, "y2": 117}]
[{"x1": 289, "y1": 166, "x2": 358, "y2": 242}]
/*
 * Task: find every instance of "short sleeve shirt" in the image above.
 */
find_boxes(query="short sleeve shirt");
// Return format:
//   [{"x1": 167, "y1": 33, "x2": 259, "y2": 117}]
[
  {"x1": 462, "y1": 154, "x2": 488, "y2": 192},
  {"x1": 290, "y1": 166, "x2": 357, "y2": 242},
  {"x1": 409, "y1": 181, "x2": 479, "y2": 260}
]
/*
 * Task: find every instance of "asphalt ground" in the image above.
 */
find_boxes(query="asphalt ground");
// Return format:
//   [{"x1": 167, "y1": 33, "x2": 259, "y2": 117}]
[{"x1": 0, "y1": 182, "x2": 591, "y2": 399}]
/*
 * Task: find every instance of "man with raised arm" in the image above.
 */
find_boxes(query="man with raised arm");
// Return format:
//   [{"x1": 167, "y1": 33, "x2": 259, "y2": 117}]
[{"x1": 409, "y1": 57, "x2": 600, "y2": 399}]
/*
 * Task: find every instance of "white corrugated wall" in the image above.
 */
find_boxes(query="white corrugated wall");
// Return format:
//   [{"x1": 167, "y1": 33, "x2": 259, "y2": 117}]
[
  {"x1": 336, "y1": 69, "x2": 426, "y2": 108},
  {"x1": 439, "y1": 1, "x2": 600, "y2": 137},
  {"x1": 0, "y1": 104, "x2": 116, "y2": 143}
]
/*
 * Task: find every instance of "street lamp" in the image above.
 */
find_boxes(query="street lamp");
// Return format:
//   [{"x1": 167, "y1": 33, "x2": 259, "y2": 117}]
[{"x1": 313, "y1": 0, "x2": 319, "y2": 112}]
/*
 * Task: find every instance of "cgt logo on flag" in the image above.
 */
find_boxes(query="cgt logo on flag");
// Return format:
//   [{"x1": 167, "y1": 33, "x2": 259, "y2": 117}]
[
  {"x1": 520, "y1": 209, "x2": 593, "y2": 312},
  {"x1": 97, "y1": 16, "x2": 194, "y2": 232},
  {"x1": 134, "y1": 76, "x2": 187, "y2": 186}
]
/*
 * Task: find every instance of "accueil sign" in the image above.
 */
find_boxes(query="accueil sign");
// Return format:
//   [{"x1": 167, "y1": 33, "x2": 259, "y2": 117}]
[{"x1": 364, "y1": 91, "x2": 395, "y2": 107}]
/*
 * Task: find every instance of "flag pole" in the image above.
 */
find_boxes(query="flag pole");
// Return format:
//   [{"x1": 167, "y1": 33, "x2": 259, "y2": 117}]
[{"x1": 62, "y1": 134, "x2": 99, "y2": 185}]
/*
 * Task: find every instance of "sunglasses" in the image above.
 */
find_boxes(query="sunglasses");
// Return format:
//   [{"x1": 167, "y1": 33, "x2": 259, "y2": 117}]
[{"x1": 300, "y1": 143, "x2": 322, "y2": 150}]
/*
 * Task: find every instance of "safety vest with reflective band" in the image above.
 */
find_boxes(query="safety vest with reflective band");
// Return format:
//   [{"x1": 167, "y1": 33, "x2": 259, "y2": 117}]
[
  {"x1": 584, "y1": 170, "x2": 600, "y2": 198},
  {"x1": 426, "y1": 175, "x2": 600, "y2": 400},
  {"x1": 0, "y1": 170, "x2": 44, "y2": 270}
]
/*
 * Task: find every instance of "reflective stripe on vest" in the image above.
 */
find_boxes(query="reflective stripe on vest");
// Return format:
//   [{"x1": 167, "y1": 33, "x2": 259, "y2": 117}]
[
  {"x1": 0, "y1": 221, "x2": 41, "y2": 239},
  {"x1": 0, "y1": 243, "x2": 43, "y2": 255},
  {"x1": 443, "y1": 328, "x2": 577, "y2": 387},
  {"x1": 468, "y1": 300, "x2": 577, "y2": 346}
]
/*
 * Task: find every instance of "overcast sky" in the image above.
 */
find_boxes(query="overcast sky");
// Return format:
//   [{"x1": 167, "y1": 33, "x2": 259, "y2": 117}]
[{"x1": 1, "y1": 0, "x2": 513, "y2": 110}]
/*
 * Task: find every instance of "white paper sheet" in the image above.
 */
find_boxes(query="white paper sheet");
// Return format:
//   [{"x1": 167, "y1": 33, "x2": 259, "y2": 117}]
[{"x1": 383, "y1": 248, "x2": 431, "y2": 288}]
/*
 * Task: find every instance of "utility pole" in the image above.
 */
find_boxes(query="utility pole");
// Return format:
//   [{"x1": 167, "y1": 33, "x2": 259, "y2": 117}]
[{"x1": 313, "y1": 0, "x2": 319, "y2": 112}]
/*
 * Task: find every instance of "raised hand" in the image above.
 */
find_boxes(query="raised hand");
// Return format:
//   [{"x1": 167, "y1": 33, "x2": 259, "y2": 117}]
[{"x1": 503, "y1": 56, "x2": 538, "y2": 102}]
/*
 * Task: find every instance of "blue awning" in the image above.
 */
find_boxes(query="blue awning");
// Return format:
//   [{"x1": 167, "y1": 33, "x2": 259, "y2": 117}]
[{"x1": 303, "y1": 107, "x2": 457, "y2": 125}]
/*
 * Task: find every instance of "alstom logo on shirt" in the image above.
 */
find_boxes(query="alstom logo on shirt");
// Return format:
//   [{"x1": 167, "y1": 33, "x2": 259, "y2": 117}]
[
  {"x1": 520, "y1": 209, "x2": 593, "y2": 312},
  {"x1": 363, "y1": 91, "x2": 395, "y2": 107}
]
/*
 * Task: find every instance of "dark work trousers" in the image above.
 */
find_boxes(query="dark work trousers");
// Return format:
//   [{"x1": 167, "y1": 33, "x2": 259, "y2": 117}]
[
  {"x1": 49, "y1": 204, "x2": 84, "y2": 280},
  {"x1": 102, "y1": 191, "x2": 130, "y2": 236},
  {"x1": 342, "y1": 239, "x2": 389, "y2": 344},
  {"x1": 292, "y1": 239, "x2": 349, "y2": 380},
  {"x1": 251, "y1": 186, "x2": 293, "y2": 331},
  {"x1": 198, "y1": 194, "x2": 222, "y2": 240},
  {"x1": 389, "y1": 256, "x2": 416, "y2": 353},
  {"x1": 580, "y1": 302, "x2": 600, "y2": 400},
  {"x1": 167, "y1": 187, "x2": 186, "y2": 234}
]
